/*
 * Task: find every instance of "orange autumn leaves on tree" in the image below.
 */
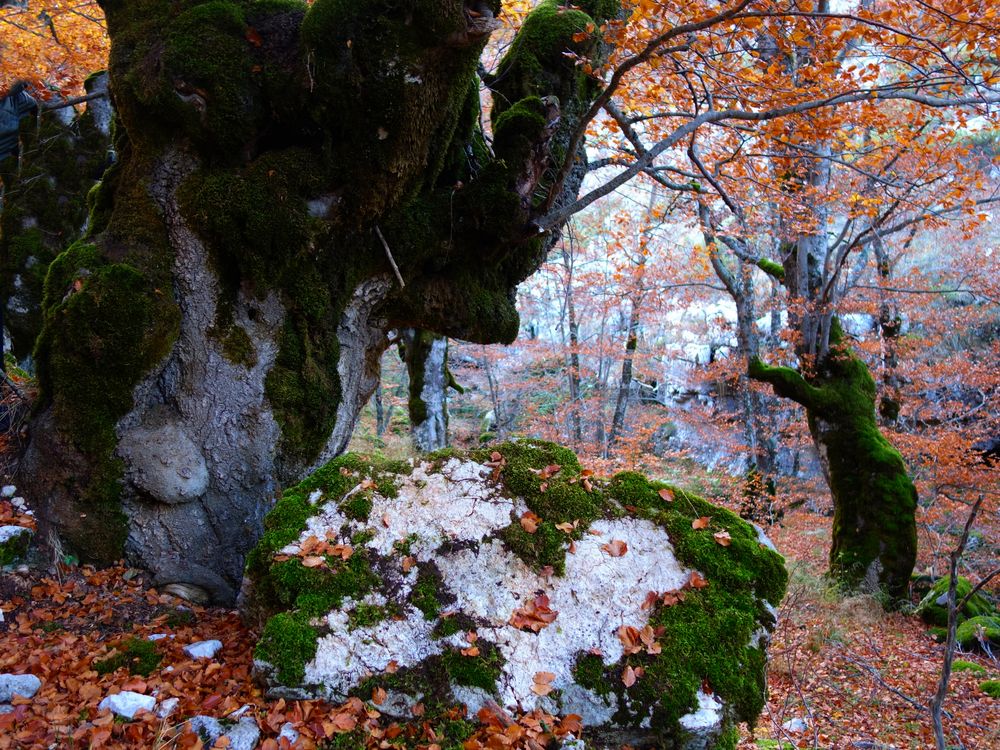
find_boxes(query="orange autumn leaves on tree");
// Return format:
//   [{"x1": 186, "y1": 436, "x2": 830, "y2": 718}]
[{"x1": 0, "y1": 1, "x2": 108, "y2": 98}]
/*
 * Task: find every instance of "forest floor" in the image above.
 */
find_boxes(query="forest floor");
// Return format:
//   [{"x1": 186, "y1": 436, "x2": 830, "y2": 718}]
[{"x1": 0, "y1": 470, "x2": 997, "y2": 749}]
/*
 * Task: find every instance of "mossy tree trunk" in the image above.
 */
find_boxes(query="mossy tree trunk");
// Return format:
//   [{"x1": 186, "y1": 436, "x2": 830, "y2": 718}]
[
  {"x1": 1, "y1": 74, "x2": 112, "y2": 366},
  {"x1": 20, "y1": 0, "x2": 616, "y2": 603},
  {"x1": 749, "y1": 323, "x2": 918, "y2": 599}
]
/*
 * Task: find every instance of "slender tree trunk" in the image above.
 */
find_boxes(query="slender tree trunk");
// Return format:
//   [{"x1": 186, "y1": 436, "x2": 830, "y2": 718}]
[
  {"x1": 401, "y1": 328, "x2": 450, "y2": 452},
  {"x1": 608, "y1": 301, "x2": 640, "y2": 447},
  {"x1": 561, "y1": 241, "x2": 583, "y2": 448}
]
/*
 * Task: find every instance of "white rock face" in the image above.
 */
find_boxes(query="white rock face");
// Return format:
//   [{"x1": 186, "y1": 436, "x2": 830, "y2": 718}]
[
  {"x1": 98, "y1": 691, "x2": 156, "y2": 719},
  {"x1": 0, "y1": 674, "x2": 41, "y2": 702},
  {"x1": 284, "y1": 459, "x2": 695, "y2": 716}
]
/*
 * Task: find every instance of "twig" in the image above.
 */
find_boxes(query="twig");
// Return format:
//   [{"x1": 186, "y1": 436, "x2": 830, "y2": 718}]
[
  {"x1": 374, "y1": 224, "x2": 405, "y2": 289},
  {"x1": 41, "y1": 90, "x2": 107, "y2": 112},
  {"x1": 932, "y1": 493, "x2": 986, "y2": 750}
]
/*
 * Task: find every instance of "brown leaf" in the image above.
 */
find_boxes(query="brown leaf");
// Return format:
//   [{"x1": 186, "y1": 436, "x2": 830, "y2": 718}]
[
  {"x1": 509, "y1": 593, "x2": 559, "y2": 632},
  {"x1": 245, "y1": 27, "x2": 263, "y2": 46},
  {"x1": 641, "y1": 590, "x2": 660, "y2": 610},
  {"x1": 686, "y1": 570, "x2": 709, "y2": 589},
  {"x1": 372, "y1": 686, "x2": 387, "y2": 705},
  {"x1": 531, "y1": 671, "x2": 556, "y2": 696},
  {"x1": 618, "y1": 625, "x2": 643, "y2": 655},
  {"x1": 621, "y1": 665, "x2": 638, "y2": 687},
  {"x1": 385, "y1": 660, "x2": 399, "y2": 674},
  {"x1": 301, "y1": 555, "x2": 325, "y2": 568},
  {"x1": 401, "y1": 556, "x2": 416, "y2": 573},
  {"x1": 691, "y1": 516, "x2": 711, "y2": 530},
  {"x1": 713, "y1": 530, "x2": 732, "y2": 546},
  {"x1": 519, "y1": 511, "x2": 541, "y2": 534},
  {"x1": 601, "y1": 539, "x2": 628, "y2": 557},
  {"x1": 657, "y1": 488, "x2": 674, "y2": 502},
  {"x1": 555, "y1": 521, "x2": 577, "y2": 534}
]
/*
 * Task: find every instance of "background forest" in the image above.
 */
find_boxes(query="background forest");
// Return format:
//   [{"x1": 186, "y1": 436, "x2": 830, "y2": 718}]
[{"x1": 0, "y1": 1, "x2": 997, "y2": 749}]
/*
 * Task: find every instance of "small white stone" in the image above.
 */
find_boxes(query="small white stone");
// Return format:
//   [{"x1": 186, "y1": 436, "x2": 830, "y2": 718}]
[
  {"x1": 157, "y1": 697, "x2": 179, "y2": 718},
  {"x1": 147, "y1": 633, "x2": 173, "y2": 641},
  {"x1": 278, "y1": 721, "x2": 300, "y2": 745},
  {"x1": 183, "y1": 639, "x2": 222, "y2": 659},
  {"x1": 782, "y1": 717, "x2": 810, "y2": 733},
  {"x1": 188, "y1": 715, "x2": 224, "y2": 743},
  {"x1": 678, "y1": 689, "x2": 724, "y2": 731},
  {"x1": 1, "y1": 485, "x2": 16, "y2": 498},
  {"x1": 224, "y1": 716, "x2": 261, "y2": 750},
  {"x1": 98, "y1": 691, "x2": 156, "y2": 719},
  {"x1": 308, "y1": 489, "x2": 323, "y2": 504},
  {"x1": 0, "y1": 673, "x2": 41, "y2": 702}
]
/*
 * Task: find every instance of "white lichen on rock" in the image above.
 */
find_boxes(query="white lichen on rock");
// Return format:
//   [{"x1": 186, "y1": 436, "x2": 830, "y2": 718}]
[{"x1": 249, "y1": 442, "x2": 787, "y2": 749}]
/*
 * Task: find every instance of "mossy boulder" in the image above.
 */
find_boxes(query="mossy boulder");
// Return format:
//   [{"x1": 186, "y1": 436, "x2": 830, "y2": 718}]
[
  {"x1": 916, "y1": 576, "x2": 996, "y2": 627},
  {"x1": 955, "y1": 616, "x2": 1000, "y2": 651},
  {"x1": 245, "y1": 441, "x2": 787, "y2": 749}
]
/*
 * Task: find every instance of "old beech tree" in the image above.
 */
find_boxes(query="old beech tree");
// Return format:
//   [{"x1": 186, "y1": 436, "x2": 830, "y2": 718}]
[{"x1": 20, "y1": 0, "x2": 617, "y2": 602}]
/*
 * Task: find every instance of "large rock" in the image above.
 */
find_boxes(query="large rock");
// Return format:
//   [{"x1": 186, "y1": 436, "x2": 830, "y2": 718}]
[{"x1": 243, "y1": 441, "x2": 787, "y2": 749}]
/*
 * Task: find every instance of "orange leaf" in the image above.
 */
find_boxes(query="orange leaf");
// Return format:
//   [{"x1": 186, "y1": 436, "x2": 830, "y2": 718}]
[
  {"x1": 601, "y1": 539, "x2": 628, "y2": 557},
  {"x1": 691, "y1": 516, "x2": 711, "y2": 530},
  {"x1": 713, "y1": 530, "x2": 732, "y2": 547},
  {"x1": 301, "y1": 556, "x2": 325, "y2": 568},
  {"x1": 519, "y1": 511, "x2": 541, "y2": 534},
  {"x1": 657, "y1": 488, "x2": 674, "y2": 502}
]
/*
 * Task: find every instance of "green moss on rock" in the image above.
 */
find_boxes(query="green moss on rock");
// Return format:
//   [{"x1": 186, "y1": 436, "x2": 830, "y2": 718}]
[
  {"x1": 956, "y1": 616, "x2": 1000, "y2": 650},
  {"x1": 256, "y1": 611, "x2": 319, "y2": 685},
  {"x1": 0, "y1": 527, "x2": 32, "y2": 566},
  {"x1": 980, "y1": 679, "x2": 1000, "y2": 698},
  {"x1": 916, "y1": 576, "x2": 996, "y2": 627}
]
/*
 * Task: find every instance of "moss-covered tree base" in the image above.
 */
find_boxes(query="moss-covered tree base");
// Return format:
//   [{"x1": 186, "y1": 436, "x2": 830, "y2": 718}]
[{"x1": 246, "y1": 441, "x2": 786, "y2": 749}]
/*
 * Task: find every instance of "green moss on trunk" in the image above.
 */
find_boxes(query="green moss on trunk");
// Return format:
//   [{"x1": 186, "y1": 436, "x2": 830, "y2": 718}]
[{"x1": 749, "y1": 337, "x2": 918, "y2": 601}]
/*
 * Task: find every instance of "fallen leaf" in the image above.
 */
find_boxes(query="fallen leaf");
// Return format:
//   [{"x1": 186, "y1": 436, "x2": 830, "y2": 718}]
[
  {"x1": 301, "y1": 556, "x2": 325, "y2": 568},
  {"x1": 657, "y1": 488, "x2": 674, "y2": 502},
  {"x1": 692, "y1": 516, "x2": 711, "y2": 530},
  {"x1": 713, "y1": 530, "x2": 732, "y2": 546},
  {"x1": 531, "y1": 671, "x2": 556, "y2": 696},
  {"x1": 372, "y1": 686, "x2": 387, "y2": 705},
  {"x1": 687, "y1": 571, "x2": 709, "y2": 589},
  {"x1": 622, "y1": 665, "x2": 638, "y2": 687},
  {"x1": 401, "y1": 556, "x2": 416, "y2": 573},
  {"x1": 510, "y1": 593, "x2": 559, "y2": 632},
  {"x1": 520, "y1": 511, "x2": 541, "y2": 534},
  {"x1": 601, "y1": 539, "x2": 628, "y2": 557}
]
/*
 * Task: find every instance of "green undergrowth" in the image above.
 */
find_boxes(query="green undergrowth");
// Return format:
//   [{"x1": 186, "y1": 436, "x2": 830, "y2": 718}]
[{"x1": 94, "y1": 637, "x2": 161, "y2": 677}]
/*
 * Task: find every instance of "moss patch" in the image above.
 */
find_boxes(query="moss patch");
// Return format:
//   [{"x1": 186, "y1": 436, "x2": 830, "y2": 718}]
[
  {"x1": 0, "y1": 528, "x2": 31, "y2": 566},
  {"x1": 980, "y1": 680, "x2": 1000, "y2": 698},
  {"x1": 255, "y1": 611, "x2": 319, "y2": 685},
  {"x1": 94, "y1": 637, "x2": 161, "y2": 677},
  {"x1": 956, "y1": 616, "x2": 1000, "y2": 650}
]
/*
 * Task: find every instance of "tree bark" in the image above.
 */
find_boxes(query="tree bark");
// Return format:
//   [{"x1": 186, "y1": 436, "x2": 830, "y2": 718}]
[{"x1": 19, "y1": 0, "x2": 616, "y2": 602}]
